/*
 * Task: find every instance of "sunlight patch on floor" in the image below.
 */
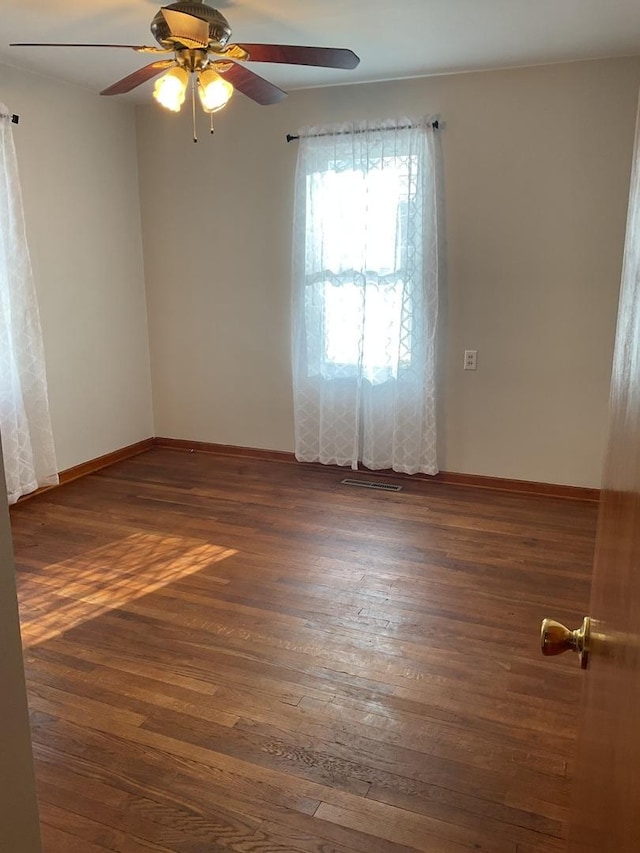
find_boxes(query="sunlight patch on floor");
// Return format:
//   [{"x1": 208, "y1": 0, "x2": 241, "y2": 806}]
[{"x1": 18, "y1": 532, "x2": 237, "y2": 648}]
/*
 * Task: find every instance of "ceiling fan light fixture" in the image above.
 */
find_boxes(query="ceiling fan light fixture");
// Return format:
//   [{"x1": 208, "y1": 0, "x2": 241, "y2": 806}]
[
  {"x1": 197, "y1": 68, "x2": 233, "y2": 113},
  {"x1": 11, "y1": 1, "x2": 361, "y2": 129},
  {"x1": 153, "y1": 66, "x2": 189, "y2": 112}
]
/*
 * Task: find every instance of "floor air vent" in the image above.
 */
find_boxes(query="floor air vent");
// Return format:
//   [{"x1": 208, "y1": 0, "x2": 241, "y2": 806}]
[{"x1": 340, "y1": 478, "x2": 402, "y2": 492}]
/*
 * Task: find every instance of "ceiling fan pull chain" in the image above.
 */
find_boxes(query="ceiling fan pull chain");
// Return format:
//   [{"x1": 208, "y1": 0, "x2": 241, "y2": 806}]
[
  {"x1": 191, "y1": 74, "x2": 198, "y2": 143},
  {"x1": 210, "y1": 112, "x2": 215, "y2": 134}
]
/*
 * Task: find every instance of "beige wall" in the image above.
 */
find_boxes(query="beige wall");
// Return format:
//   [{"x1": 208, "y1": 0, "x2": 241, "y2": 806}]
[
  {"x1": 0, "y1": 58, "x2": 637, "y2": 485},
  {"x1": 136, "y1": 57, "x2": 640, "y2": 489},
  {"x1": 0, "y1": 449, "x2": 41, "y2": 852},
  {"x1": 1, "y1": 63, "x2": 154, "y2": 471}
]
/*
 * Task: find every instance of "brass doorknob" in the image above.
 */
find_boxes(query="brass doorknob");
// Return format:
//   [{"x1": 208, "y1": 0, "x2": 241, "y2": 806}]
[{"x1": 540, "y1": 616, "x2": 591, "y2": 669}]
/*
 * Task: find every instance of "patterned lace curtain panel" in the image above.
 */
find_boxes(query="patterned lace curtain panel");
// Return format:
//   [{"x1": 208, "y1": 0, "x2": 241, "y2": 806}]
[
  {"x1": 291, "y1": 117, "x2": 441, "y2": 475},
  {"x1": 0, "y1": 105, "x2": 58, "y2": 503}
]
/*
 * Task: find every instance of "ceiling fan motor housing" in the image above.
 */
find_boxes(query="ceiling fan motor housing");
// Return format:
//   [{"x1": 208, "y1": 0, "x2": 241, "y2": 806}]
[{"x1": 151, "y1": 1, "x2": 232, "y2": 49}]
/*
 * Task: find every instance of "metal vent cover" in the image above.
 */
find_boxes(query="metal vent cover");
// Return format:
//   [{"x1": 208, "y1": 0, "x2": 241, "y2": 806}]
[{"x1": 340, "y1": 478, "x2": 402, "y2": 492}]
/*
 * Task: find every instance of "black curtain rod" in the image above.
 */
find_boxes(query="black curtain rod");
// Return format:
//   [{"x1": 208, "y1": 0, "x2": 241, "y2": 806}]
[
  {"x1": 0, "y1": 113, "x2": 20, "y2": 124},
  {"x1": 286, "y1": 119, "x2": 438, "y2": 143}
]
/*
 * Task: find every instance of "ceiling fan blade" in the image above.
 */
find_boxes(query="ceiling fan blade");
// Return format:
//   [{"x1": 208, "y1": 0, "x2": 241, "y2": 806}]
[
  {"x1": 10, "y1": 43, "x2": 168, "y2": 53},
  {"x1": 160, "y1": 8, "x2": 210, "y2": 49},
  {"x1": 213, "y1": 61, "x2": 287, "y2": 106},
  {"x1": 230, "y1": 44, "x2": 360, "y2": 69},
  {"x1": 100, "y1": 60, "x2": 176, "y2": 96}
]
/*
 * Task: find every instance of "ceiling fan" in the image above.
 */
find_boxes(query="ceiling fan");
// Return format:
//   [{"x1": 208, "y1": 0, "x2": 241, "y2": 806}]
[{"x1": 11, "y1": 0, "x2": 360, "y2": 119}]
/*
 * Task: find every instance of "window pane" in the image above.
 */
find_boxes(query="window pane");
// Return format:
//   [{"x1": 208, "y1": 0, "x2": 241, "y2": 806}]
[
  {"x1": 323, "y1": 281, "x2": 362, "y2": 367},
  {"x1": 321, "y1": 279, "x2": 410, "y2": 381},
  {"x1": 306, "y1": 160, "x2": 415, "y2": 274},
  {"x1": 304, "y1": 152, "x2": 419, "y2": 382}
]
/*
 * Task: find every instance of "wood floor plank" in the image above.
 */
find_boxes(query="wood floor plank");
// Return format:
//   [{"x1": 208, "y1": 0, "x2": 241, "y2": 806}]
[
  {"x1": 40, "y1": 822, "x2": 113, "y2": 853},
  {"x1": 38, "y1": 800, "x2": 177, "y2": 852},
  {"x1": 314, "y1": 800, "x2": 513, "y2": 852},
  {"x1": 36, "y1": 772, "x2": 278, "y2": 853},
  {"x1": 24, "y1": 655, "x2": 241, "y2": 729},
  {"x1": 256, "y1": 814, "x2": 420, "y2": 853},
  {"x1": 11, "y1": 448, "x2": 595, "y2": 852}
]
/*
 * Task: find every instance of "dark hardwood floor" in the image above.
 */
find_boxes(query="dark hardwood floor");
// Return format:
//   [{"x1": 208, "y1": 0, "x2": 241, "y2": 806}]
[{"x1": 10, "y1": 448, "x2": 597, "y2": 853}]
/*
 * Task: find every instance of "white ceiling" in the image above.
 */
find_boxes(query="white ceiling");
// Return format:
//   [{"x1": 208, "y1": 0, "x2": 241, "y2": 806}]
[{"x1": 2, "y1": 0, "x2": 640, "y2": 104}]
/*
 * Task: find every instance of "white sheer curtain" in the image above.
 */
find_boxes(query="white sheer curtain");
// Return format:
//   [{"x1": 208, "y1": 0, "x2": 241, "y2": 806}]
[
  {"x1": 0, "y1": 106, "x2": 58, "y2": 503},
  {"x1": 291, "y1": 117, "x2": 441, "y2": 474}
]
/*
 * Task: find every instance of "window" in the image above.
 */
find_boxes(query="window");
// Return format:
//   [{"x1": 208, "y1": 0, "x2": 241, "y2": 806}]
[
  {"x1": 291, "y1": 119, "x2": 441, "y2": 475},
  {"x1": 302, "y1": 154, "x2": 420, "y2": 383}
]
